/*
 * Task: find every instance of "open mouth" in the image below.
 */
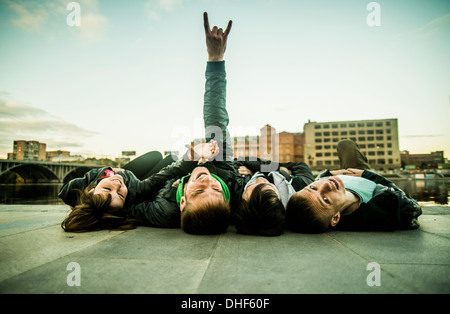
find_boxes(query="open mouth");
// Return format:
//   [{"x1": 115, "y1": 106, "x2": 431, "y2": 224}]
[
  {"x1": 328, "y1": 177, "x2": 339, "y2": 190},
  {"x1": 195, "y1": 171, "x2": 209, "y2": 180},
  {"x1": 110, "y1": 175, "x2": 124, "y2": 184}
]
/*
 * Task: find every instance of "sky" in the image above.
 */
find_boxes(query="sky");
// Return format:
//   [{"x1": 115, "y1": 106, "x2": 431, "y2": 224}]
[{"x1": 0, "y1": 0, "x2": 449, "y2": 160}]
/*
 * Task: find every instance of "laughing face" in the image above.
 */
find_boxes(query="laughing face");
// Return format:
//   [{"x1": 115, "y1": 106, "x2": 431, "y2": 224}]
[
  {"x1": 90, "y1": 174, "x2": 128, "y2": 209},
  {"x1": 297, "y1": 176, "x2": 347, "y2": 218},
  {"x1": 179, "y1": 167, "x2": 224, "y2": 211}
]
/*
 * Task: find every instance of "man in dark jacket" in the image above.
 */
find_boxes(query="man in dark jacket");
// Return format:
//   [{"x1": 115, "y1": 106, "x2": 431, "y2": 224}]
[
  {"x1": 131, "y1": 13, "x2": 244, "y2": 234},
  {"x1": 286, "y1": 139, "x2": 422, "y2": 233}
]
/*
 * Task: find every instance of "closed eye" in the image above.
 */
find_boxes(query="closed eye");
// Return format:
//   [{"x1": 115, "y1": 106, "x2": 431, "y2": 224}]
[{"x1": 192, "y1": 190, "x2": 204, "y2": 197}]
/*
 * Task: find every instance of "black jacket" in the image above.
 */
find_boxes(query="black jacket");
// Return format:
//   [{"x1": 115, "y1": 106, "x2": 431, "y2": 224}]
[
  {"x1": 318, "y1": 169, "x2": 422, "y2": 231},
  {"x1": 57, "y1": 166, "x2": 167, "y2": 208},
  {"x1": 131, "y1": 61, "x2": 245, "y2": 228},
  {"x1": 130, "y1": 157, "x2": 245, "y2": 228}
]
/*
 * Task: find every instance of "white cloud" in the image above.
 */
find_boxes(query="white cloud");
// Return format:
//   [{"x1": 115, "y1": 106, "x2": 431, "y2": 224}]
[
  {"x1": 4, "y1": 0, "x2": 108, "y2": 43},
  {"x1": 397, "y1": 13, "x2": 450, "y2": 41},
  {"x1": 74, "y1": 12, "x2": 108, "y2": 42},
  {"x1": 144, "y1": 0, "x2": 184, "y2": 20},
  {"x1": 5, "y1": 0, "x2": 51, "y2": 32},
  {"x1": 0, "y1": 93, "x2": 98, "y2": 157}
]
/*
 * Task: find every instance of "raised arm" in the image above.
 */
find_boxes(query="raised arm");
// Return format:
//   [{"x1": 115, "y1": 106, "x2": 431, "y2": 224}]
[{"x1": 203, "y1": 12, "x2": 233, "y2": 161}]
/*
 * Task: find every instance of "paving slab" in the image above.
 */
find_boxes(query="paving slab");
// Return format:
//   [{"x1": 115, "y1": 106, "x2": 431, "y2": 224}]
[{"x1": 0, "y1": 204, "x2": 449, "y2": 295}]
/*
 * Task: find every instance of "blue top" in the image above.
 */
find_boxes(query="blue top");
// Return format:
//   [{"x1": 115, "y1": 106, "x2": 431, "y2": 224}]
[{"x1": 336, "y1": 175, "x2": 377, "y2": 204}]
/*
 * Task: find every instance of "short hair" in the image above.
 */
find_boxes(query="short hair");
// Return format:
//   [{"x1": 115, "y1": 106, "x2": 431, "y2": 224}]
[
  {"x1": 61, "y1": 184, "x2": 137, "y2": 232},
  {"x1": 234, "y1": 183, "x2": 285, "y2": 236},
  {"x1": 181, "y1": 197, "x2": 230, "y2": 235},
  {"x1": 285, "y1": 192, "x2": 329, "y2": 233}
]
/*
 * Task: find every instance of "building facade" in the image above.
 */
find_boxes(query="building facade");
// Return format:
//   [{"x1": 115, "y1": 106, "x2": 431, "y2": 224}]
[
  {"x1": 233, "y1": 135, "x2": 260, "y2": 159},
  {"x1": 401, "y1": 150, "x2": 445, "y2": 169},
  {"x1": 233, "y1": 125, "x2": 305, "y2": 163},
  {"x1": 278, "y1": 132, "x2": 305, "y2": 163},
  {"x1": 46, "y1": 150, "x2": 70, "y2": 161},
  {"x1": 12, "y1": 140, "x2": 47, "y2": 161},
  {"x1": 303, "y1": 118, "x2": 401, "y2": 171}
]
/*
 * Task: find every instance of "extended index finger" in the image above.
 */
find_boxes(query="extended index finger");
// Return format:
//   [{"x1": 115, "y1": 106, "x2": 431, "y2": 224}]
[{"x1": 203, "y1": 12, "x2": 210, "y2": 34}]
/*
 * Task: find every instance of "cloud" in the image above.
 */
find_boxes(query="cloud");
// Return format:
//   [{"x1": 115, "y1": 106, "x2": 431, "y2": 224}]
[
  {"x1": 0, "y1": 92, "x2": 98, "y2": 156},
  {"x1": 74, "y1": 13, "x2": 108, "y2": 43},
  {"x1": 3, "y1": 0, "x2": 108, "y2": 43},
  {"x1": 397, "y1": 13, "x2": 450, "y2": 41},
  {"x1": 0, "y1": 97, "x2": 48, "y2": 118},
  {"x1": 144, "y1": 0, "x2": 184, "y2": 20},
  {"x1": 401, "y1": 134, "x2": 443, "y2": 138},
  {"x1": 6, "y1": 0, "x2": 50, "y2": 32},
  {"x1": 0, "y1": 119, "x2": 97, "y2": 136}
]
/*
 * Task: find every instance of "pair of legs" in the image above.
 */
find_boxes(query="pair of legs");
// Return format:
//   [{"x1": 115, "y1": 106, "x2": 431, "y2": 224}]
[
  {"x1": 337, "y1": 139, "x2": 370, "y2": 170},
  {"x1": 123, "y1": 152, "x2": 177, "y2": 180}
]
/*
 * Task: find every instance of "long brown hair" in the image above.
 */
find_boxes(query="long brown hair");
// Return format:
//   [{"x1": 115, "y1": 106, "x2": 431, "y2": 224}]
[{"x1": 61, "y1": 182, "x2": 137, "y2": 232}]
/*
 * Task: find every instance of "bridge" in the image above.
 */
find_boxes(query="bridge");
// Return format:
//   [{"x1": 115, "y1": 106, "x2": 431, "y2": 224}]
[{"x1": 0, "y1": 160, "x2": 102, "y2": 184}]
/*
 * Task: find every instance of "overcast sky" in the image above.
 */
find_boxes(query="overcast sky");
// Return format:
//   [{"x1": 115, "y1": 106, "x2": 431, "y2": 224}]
[{"x1": 1, "y1": 0, "x2": 449, "y2": 159}]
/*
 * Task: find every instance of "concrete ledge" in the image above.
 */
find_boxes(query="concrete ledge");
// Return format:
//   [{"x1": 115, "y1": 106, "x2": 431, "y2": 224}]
[{"x1": 0, "y1": 204, "x2": 449, "y2": 294}]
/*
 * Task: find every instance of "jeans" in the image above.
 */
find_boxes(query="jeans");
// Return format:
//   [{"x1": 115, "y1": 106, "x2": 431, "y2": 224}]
[{"x1": 337, "y1": 139, "x2": 370, "y2": 170}]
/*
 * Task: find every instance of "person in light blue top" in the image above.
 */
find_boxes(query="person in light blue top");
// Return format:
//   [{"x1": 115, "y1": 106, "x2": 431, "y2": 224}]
[
  {"x1": 332, "y1": 174, "x2": 376, "y2": 205},
  {"x1": 286, "y1": 139, "x2": 422, "y2": 233}
]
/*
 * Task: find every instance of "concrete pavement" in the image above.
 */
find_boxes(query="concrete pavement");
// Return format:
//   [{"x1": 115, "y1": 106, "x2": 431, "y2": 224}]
[{"x1": 0, "y1": 204, "x2": 449, "y2": 296}]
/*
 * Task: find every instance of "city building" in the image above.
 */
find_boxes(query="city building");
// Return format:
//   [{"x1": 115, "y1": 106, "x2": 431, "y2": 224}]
[
  {"x1": 233, "y1": 125, "x2": 304, "y2": 162},
  {"x1": 46, "y1": 150, "x2": 70, "y2": 161},
  {"x1": 233, "y1": 125, "x2": 278, "y2": 161},
  {"x1": 51, "y1": 155, "x2": 85, "y2": 163},
  {"x1": 233, "y1": 135, "x2": 259, "y2": 159},
  {"x1": 121, "y1": 151, "x2": 136, "y2": 157},
  {"x1": 232, "y1": 119, "x2": 402, "y2": 171},
  {"x1": 401, "y1": 150, "x2": 445, "y2": 169},
  {"x1": 303, "y1": 118, "x2": 401, "y2": 171},
  {"x1": 10, "y1": 140, "x2": 46, "y2": 161},
  {"x1": 278, "y1": 131, "x2": 305, "y2": 163}
]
